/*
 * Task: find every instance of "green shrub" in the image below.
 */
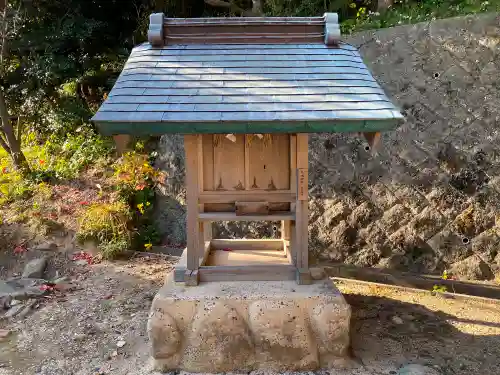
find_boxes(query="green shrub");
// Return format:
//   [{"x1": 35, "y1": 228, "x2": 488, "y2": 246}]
[
  {"x1": 77, "y1": 201, "x2": 132, "y2": 259},
  {"x1": 43, "y1": 131, "x2": 112, "y2": 179},
  {"x1": 99, "y1": 238, "x2": 132, "y2": 260},
  {"x1": 113, "y1": 152, "x2": 162, "y2": 251}
]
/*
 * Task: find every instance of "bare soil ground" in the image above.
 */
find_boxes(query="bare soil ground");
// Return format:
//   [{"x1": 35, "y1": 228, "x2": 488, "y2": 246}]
[
  {"x1": 339, "y1": 280, "x2": 500, "y2": 375},
  {"x1": 0, "y1": 244, "x2": 176, "y2": 375},
  {"x1": 1, "y1": 236, "x2": 499, "y2": 375}
]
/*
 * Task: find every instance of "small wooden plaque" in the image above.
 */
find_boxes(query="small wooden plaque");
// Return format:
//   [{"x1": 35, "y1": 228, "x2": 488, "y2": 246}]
[{"x1": 297, "y1": 168, "x2": 308, "y2": 201}]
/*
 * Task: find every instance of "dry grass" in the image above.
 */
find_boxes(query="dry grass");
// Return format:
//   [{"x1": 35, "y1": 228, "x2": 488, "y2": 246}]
[{"x1": 77, "y1": 200, "x2": 132, "y2": 258}]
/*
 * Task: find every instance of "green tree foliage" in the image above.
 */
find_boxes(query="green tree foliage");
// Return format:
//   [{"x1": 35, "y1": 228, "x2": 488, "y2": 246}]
[
  {"x1": 2, "y1": 0, "x2": 493, "y2": 155},
  {"x1": 3, "y1": 0, "x2": 157, "y2": 138}
]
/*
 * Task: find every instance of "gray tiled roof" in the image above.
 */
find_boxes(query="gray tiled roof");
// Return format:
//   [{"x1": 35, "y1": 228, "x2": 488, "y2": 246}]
[{"x1": 92, "y1": 16, "x2": 403, "y2": 135}]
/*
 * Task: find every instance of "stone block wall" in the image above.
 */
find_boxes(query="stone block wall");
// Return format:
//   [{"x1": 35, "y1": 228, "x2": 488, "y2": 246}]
[{"x1": 155, "y1": 13, "x2": 500, "y2": 280}]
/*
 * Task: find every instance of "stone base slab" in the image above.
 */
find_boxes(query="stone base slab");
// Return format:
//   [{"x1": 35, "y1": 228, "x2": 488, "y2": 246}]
[{"x1": 148, "y1": 274, "x2": 351, "y2": 373}]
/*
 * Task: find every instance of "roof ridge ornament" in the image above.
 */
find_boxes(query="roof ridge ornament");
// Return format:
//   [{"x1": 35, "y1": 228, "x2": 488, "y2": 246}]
[
  {"x1": 148, "y1": 13, "x2": 165, "y2": 47},
  {"x1": 323, "y1": 13, "x2": 341, "y2": 46}
]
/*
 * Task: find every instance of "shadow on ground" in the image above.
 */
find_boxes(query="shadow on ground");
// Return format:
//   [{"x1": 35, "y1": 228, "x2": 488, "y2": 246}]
[{"x1": 345, "y1": 291, "x2": 500, "y2": 375}]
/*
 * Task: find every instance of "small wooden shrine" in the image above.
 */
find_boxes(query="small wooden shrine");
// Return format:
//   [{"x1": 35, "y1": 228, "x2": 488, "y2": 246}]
[{"x1": 92, "y1": 13, "x2": 403, "y2": 286}]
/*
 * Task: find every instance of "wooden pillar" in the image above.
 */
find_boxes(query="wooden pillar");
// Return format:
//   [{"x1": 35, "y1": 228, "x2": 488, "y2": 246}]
[
  {"x1": 363, "y1": 131, "x2": 381, "y2": 153},
  {"x1": 184, "y1": 135, "x2": 200, "y2": 286},
  {"x1": 113, "y1": 134, "x2": 131, "y2": 155},
  {"x1": 281, "y1": 220, "x2": 291, "y2": 262},
  {"x1": 295, "y1": 133, "x2": 311, "y2": 285}
]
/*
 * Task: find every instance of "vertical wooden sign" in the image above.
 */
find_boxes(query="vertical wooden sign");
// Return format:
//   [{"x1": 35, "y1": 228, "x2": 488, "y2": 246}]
[{"x1": 297, "y1": 168, "x2": 308, "y2": 201}]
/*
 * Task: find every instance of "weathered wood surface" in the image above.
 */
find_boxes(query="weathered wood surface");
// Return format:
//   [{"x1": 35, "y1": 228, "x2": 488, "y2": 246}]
[
  {"x1": 213, "y1": 134, "x2": 245, "y2": 191},
  {"x1": 198, "y1": 211, "x2": 294, "y2": 221},
  {"x1": 247, "y1": 134, "x2": 290, "y2": 191},
  {"x1": 281, "y1": 221, "x2": 292, "y2": 263},
  {"x1": 198, "y1": 265, "x2": 296, "y2": 282},
  {"x1": 184, "y1": 135, "x2": 201, "y2": 271},
  {"x1": 198, "y1": 192, "x2": 296, "y2": 203},
  {"x1": 210, "y1": 239, "x2": 284, "y2": 251},
  {"x1": 201, "y1": 134, "x2": 291, "y2": 193},
  {"x1": 162, "y1": 15, "x2": 336, "y2": 45},
  {"x1": 113, "y1": 134, "x2": 131, "y2": 155},
  {"x1": 235, "y1": 201, "x2": 269, "y2": 215},
  {"x1": 295, "y1": 134, "x2": 309, "y2": 270}
]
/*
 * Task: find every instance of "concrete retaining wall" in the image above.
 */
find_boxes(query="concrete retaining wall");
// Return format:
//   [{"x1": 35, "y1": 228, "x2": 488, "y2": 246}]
[{"x1": 155, "y1": 13, "x2": 500, "y2": 279}]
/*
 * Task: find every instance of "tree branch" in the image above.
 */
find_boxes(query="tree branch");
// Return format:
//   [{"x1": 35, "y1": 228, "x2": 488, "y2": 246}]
[
  {"x1": 0, "y1": 130, "x2": 10, "y2": 153},
  {"x1": 16, "y1": 115, "x2": 21, "y2": 142},
  {"x1": 0, "y1": 0, "x2": 8, "y2": 66}
]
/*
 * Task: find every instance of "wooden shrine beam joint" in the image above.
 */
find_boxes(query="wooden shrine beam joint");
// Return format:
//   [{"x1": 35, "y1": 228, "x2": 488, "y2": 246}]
[{"x1": 362, "y1": 131, "x2": 381, "y2": 151}]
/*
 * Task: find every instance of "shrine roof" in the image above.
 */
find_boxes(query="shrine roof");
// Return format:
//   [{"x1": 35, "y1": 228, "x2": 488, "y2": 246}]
[{"x1": 92, "y1": 14, "x2": 403, "y2": 135}]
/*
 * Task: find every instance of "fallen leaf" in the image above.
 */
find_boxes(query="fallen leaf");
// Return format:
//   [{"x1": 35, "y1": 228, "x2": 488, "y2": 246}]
[
  {"x1": 72, "y1": 251, "x2": 94, "y2": 265},
  {"x1": 40, "y1": 284, "x2": 54, "y2": 292},
  {"x1": 13, "y1": 245, "x2": 26, "y2": 254}
]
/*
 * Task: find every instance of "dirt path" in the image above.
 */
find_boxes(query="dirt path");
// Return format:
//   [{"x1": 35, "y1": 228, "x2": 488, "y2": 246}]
[
  {"x1": 338, "y1": 280, "x2": 500, "y2": 375},
  {"x1": 0, "y1": 253, "x2": 176, "y2": 375},
  {"x1": 1, "y1": 252, "x2": 500, "y2": 375}
]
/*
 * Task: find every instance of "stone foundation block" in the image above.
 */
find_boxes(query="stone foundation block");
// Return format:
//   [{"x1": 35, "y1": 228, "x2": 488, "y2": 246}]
[{"x1": 148, "y1": 274, "x2": 351, "y2": 372}]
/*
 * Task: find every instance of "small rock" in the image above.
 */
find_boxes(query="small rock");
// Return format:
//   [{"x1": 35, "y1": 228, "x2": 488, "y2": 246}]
[
  {"x1": 52, "y1": 276, "x2": 69, "y2": 284},
  {"x1": 5, "y1": 278, "x2": 47, "y2": 288},
  {"x1": 408, "y1": 322, "x2": 419, "y2": 332},
  {"x1": 10, "y1": 300, "x2": 21, "y2": 307},
  {"x1": 33, "y1": 242, "x2": 58, "y2": 252},
  {"x1": 0, "y1": 295, "x2": 12, "y2": 310},
  {"x1": 392, "y1": 316, "x2": 404, "y2": 325},
  {"x1": 0, "y1": 329, "x2": 10, "y2": 340},
  {"x1": 73, "y1": 333, "x2": 87, "y2": 342},
  {"x1": 16, "y1": 287, "x2": 46, "y2": 300},
  {"x1": 398, "y1": 364, "x2": 441, "y2": 375},
  {"x1": 310, "y1": 267, "x2": 326, "y2": 280},
  {"x1": 18, "y1": 300, "x2": 37, "y2": 319},
  {"x1": 116, "y1": 340, "x2": 126, "y2": 348},
  {"x1": 3, "y1": 304, "x2": 24, "y2": 319},
  {"x1": 111, "y1": 350, "x2": 118, "y2": 357},
  {"x1": 401, "y1": 313, "x2": 415, "y2": 321},
  {"x1": 74, "y1": 259, "x2": 89, "y2": 266},
  {"x1": 356, "y1": 308, "x2": 378, "y2": 320},
  {"x1": 22, "y1": 257, "x2": 48, "y2": 279},
  {"x1": 0, "y1": 281, "x2": 16, "y2": 297}
]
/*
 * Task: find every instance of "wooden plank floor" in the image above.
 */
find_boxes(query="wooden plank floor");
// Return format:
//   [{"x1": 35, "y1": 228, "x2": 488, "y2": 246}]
[{"x1": 206, "y1": 249, "x2": 289, "y2": 266}]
